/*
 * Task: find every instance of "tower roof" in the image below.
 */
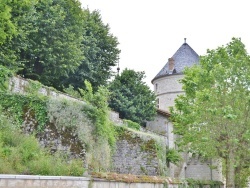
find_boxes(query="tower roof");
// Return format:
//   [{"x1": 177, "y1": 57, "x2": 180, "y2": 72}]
[{"x1": 152, "y1": 39, "x2": 199, "y2": 82}]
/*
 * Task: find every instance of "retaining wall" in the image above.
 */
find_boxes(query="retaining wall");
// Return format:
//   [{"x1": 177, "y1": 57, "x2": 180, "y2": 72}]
[{"x1": 0, "y1": 174, "x2": 180, "y2": 188}]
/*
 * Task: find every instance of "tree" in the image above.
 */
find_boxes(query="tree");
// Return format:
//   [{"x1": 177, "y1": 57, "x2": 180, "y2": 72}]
[
  {"x1": 0, "y1": 0, "x2": 16, "y2": 44},
  {"x1": 171, "y1": 38, "x2": 250, "y2": 188},
  {"x1": 17, "y1": 0, "x2": 85, "y2": 88},
  {"x1": 1, "y1": 0, "x2": 85, "y2": 89},
  {"x1": 1, "y1": 1, "x2": 120, "y2": 91},
  {"x1": 63, "y1": 9, "x2": 120, "y2": 91},
  {"x1": 108, "y1": 69, "x2": 156, "y2": 125},
  {"x1": 0, "y1": 0, "x2": 35, "y2": 68}
]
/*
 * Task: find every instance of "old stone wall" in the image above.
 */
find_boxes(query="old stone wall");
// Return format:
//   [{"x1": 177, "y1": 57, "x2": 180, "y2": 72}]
[
  {"x1": 112, "y1": 128, "x2": 167, "y2": 176},
  {"x1": 7, "y1": 76, "x2": 167, "y2": 176}
]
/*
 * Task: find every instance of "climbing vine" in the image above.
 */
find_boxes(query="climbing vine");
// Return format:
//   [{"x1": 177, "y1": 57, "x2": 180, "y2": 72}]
[{"x1": 0, "y1": 93, "x2": 48, "y2": 130}]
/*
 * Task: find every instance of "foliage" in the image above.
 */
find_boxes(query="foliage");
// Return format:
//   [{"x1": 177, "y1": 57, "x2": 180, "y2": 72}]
[
  {"x1": 0, "y1": 0, "x2": 38, "y2": 69},
  {"x1": 166, "y1": 148, "x2": 182, "y2": 165},
  {"x1": 1, "y1": 0, "x2": 85, "y2": 88},
  {"x1": 185, "y1": 178, "x2": 223, "y2": 188},
  {"x1": 17, "y1": 0, "x2": 85, "y2": 88},
  {"x1": 80, "y1": 80, "x2": 116, "y2": 148},
  {"x1": 108, "y1": 68, "x2": 156, "y2": 125},
  {"x1": 1, "y1": 0, "x2": 120, "y2": 91},
  {"x1": 0, "y1": 0, "x2": 16, "y2": 44},
  {"x1": 63, "y1": 9, "x2": 120, "y2": 91},
  {"x1": 0, "y1": 67, "x2": 117, "y2": 172},
  {"x1": 46, "y1": 98, "x2": 95, "y2": 151},
  {"x1": 0, "y1": 109, "x2": 85, "y2": 175},
  {"x1": 0, "y1": 93, "x2": 48, "y2": 130},
  {"x1": 123, "y1": 119, "x2": 141, "y2": 130},
  {"x1": 170, "y1": 38, "x2": 250, "y2": 187},
  {"x1": 0, "y1": 65, "x2": 13, "y2": 91},
  {"x1": 48, "y1": 80, "x2": 116, "y2": 171},
  {"x1": 63, "y1": 84, "x2": 81, "y2": 98}
]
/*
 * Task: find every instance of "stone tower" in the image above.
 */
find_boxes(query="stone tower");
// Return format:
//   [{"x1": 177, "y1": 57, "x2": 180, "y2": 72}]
[{"x1": 151, "y1": 38, "x2": 199, "y2": 111}]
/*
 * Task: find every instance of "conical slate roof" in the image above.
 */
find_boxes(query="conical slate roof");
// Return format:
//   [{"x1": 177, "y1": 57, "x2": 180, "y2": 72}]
[{"x1": 152, "y1": 40, "x2": 199, "y2": 82}]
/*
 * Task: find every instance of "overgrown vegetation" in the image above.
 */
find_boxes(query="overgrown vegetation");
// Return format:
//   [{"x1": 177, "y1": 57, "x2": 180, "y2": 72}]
[
  {"x1": 47, "y1": 81, "x2": 117, "y2": 171},
  {"x1": 0, "y1": 108, "x2": 85, "y2": 175},
  {"x1": 0, "y1": 66, "x2": 177, "y2": 179},
  {"x1": 0, "y1": 65, "x2": 13, "y2": 91},
  {"x1": 0, "y1": 66, "x2": 117, "y2": 173},
  {"x1": 123, "y1": 119, "x2": 140, "y2": 130}
]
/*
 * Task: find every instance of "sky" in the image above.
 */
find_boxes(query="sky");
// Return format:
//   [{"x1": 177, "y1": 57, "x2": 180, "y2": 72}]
[{"x1": 79, "y1": 0, "x2": 250, "y2": 90}]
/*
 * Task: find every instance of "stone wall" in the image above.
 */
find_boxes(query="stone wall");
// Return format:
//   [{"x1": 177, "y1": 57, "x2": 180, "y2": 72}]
[
  {"x1": 7, "y1": 76, "x2": 166, "y2": 176},
  {"x1": 112, "y1": 128, "x2": 167, "y2": 176}
]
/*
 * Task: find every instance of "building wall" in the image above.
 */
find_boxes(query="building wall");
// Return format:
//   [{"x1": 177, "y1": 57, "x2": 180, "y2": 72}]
[
  {"x1": 146, "y1": 114, "x2": 174, "y2": 148},
  {"x1": 152, "y1": 74, "x2": 184, "y2": 111}
]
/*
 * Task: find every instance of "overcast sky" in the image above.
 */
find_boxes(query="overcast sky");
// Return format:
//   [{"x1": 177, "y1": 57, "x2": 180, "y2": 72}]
[{"x1": 79, "y1": 0, "x2": 250, "y2": 89}]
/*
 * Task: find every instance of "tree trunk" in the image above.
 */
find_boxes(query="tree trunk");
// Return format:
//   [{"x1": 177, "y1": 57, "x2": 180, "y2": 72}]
[{"x1": 226, "y1": 150, "x2": 235, "y2": 188}]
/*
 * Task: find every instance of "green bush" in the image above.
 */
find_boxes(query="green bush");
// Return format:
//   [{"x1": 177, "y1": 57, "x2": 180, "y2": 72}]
[{"x1": 166, "y1": 148, "x2": 181, "y2": 165}]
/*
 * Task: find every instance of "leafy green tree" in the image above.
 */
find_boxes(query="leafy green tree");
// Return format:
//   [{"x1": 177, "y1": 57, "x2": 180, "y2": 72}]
[
  {"x1": 63, "y1": 9, "x2": 120, "y2": 91},
  {"x1": 1, "y1": 1, "x2": 119, "y2": 91},
  {"x1": 17, "y1": 0, "x2": 85, "y2": 88},
  {"x1": 108, "y1": 69, "x2": 156, "y2": 125},
  {"x1": 1, "y1": 0, "x2": 85, "y2": 88},
  {"x1": 0, "y1": 0, "x2": 16, "y2": 44},
  {"x1": 171, "y1": 38, "x2": 250, "y2": 188},
  {"x1": 0, "y1": 0, "x2": 36, "y2": 68}
]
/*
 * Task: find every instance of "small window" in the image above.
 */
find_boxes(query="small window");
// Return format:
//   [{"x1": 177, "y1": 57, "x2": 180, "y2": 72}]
[
  {"x1": 156, "y1": 98, "x2": 159, "y2": 108},
  {"x1": 155, "y1": 83, "x2": 158, "y2": 91}
]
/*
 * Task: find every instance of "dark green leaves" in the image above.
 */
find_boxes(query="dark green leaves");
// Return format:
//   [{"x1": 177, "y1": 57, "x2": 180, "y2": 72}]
[{"x1": 108, "y1": 69, "x2": 156, "y2": 125}]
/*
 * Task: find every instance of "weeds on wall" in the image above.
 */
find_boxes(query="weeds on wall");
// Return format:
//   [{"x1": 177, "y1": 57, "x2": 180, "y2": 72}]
[
  {"x1": 115, "y1": 126, "x2": 168, "y2": 176},
  {"x1": 123, "y1": 119, "x2": 140, "y2": 130},
  {"x1": 62, "y1": 80, "x2": 117, "y2": 171},
  {"x1": 0, "y1": 93, "x2": 48, "y2": 130},
  {"x1": 0, "y1": 108, "x2": 85, "y2": 175},
  {"x1": 0, "y1": 66, "x2": 117, "y2": 173},
  {"x1": 46, "y1": 97, "x2": 113, "y2": 171}
]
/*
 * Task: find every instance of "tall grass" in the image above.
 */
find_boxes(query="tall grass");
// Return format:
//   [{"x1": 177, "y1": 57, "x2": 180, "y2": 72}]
[{"x1": 0, "y1": 108, "x2": 85, "y2": 176}]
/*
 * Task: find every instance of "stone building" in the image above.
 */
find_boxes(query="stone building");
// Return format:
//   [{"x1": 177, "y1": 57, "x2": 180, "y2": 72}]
[{"x1": 147, "y1": 39, "x2": 222, "y2": 181}]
